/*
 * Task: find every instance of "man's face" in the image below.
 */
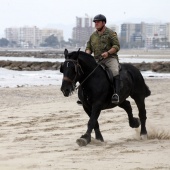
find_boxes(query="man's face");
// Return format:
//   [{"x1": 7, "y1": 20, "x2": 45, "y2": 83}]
[{"x1": 94, "y1": 21, "x2": 105, "y2": 31}]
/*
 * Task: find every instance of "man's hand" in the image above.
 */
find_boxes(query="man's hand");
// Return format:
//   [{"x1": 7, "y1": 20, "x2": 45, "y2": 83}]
[
  {"x1": 85, "y1": 49, "x2": 91, "y2": 54},
  {"x1": 101, "y1": 52, "x2": 109, "y2": 58}
]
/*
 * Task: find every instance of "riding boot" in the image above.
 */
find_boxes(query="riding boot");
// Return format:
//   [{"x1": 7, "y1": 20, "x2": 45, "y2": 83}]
[{"x1": 111, "y1": 75, "x2": 120, "y2": 104}]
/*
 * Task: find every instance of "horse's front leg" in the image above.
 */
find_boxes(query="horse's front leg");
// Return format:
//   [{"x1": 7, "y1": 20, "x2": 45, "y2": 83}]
[
  {"x1": 76, "y1": 105, "x2": 101, "y2": 146},
  {"x1": 94, "y1": 123, "x2": 104, "y2": 142},
  {"x1": 82, "y1": 105, "x2": 104, "y2": 142}
]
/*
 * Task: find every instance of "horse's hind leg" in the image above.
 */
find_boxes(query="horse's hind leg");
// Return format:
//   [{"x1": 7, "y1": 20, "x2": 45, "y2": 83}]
[
  {"x1": 133, "y1": 96, "x2": 148, "y2": 139},
  {"x1": 119, "y1": 100, "x2": 140, "y2": 128}
]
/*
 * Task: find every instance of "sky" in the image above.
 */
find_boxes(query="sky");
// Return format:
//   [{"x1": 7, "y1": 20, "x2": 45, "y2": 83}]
[{"x1": 0, "y1": 0, "x2": 170, "y2": 40}]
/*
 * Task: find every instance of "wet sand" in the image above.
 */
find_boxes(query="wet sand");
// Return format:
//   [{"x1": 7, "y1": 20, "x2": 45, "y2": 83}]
[{"x1": 0, "y1": 79, "x2": 170, "y2": 170}]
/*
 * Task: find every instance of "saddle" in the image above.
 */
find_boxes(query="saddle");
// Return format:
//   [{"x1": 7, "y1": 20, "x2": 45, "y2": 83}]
[{"x1": 100, "y1": 63, "x2": 121, "y2": 84}]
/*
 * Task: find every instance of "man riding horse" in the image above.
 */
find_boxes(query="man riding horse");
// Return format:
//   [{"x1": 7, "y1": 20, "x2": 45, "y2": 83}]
[
  {"x1": 85, "y1": 14, "x2": 120, "y2": 103},
  {"x1": 61, "y1": 49, "x2": 151, "y2": 146}
]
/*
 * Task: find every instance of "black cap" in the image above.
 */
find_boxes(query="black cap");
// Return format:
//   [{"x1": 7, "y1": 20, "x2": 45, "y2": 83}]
[{"x1": 93, "y1": 14, "x2": 106, "y2": 23}]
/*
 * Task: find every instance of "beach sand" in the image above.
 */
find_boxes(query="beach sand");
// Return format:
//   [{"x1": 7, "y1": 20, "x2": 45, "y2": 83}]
[{"x1": 0, "y1": 79, "x2": 170, "y2": 170}]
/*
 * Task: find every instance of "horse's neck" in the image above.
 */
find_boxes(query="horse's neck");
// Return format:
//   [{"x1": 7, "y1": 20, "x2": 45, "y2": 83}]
[
  {"x1": 78, "y1": 56, "x2": 109, "y2": 91},
  {"x1": 79, "y1": 54, "x2": 97, "y2": 73},
  {"x1": 78, "y1": 56, "x2": 105, "y2": 86}
]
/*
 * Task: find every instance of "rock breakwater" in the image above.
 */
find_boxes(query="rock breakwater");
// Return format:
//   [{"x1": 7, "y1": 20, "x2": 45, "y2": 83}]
[
  {"x1": 0, "y1": 60, "x2": 61, "y2": 71},
  {"x1": 0, "y1": 50, "x2": 170, "y2": 72},
  {"x1": 0, "y1": 60, "x2": 169, "y2": 72}
]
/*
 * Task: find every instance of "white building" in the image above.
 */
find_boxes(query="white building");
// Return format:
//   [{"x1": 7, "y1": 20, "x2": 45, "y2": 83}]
[
  {"x1": 5, "y1": 26, "x2": 63, "y2": 47},
  {"x1": 121, "y1": 22, "x2": 168, "y2": 48},
  {"x1": 145, "y1": 23, "x2": 166, "y2": 48},
  {"x1": 40, "y1": 29, "x2": 63, "y2": 43},
  {"x1": 72, "y1": 16, "x2": 95, "y2": 46},
  {"x1": 109, "y1": 24, "x2": 119, "y2": 33},
  {"x1": 166, "y1": 23, "x2": 170, "y2": 42}
]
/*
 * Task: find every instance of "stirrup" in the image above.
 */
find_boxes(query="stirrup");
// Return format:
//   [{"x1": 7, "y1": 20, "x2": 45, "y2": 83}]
[{"x1": 111, "y1": 94, "x2": 119, "y2": 104}]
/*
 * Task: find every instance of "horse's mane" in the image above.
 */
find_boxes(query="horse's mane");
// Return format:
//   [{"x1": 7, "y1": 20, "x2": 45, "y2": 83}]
[{"x1": 78, "y1": 51, "x2": 97, "y2": 67}]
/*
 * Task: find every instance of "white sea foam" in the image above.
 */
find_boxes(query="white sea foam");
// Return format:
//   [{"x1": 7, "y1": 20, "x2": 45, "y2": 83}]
[
  {"x1": 0, "y1": 68, "x2": 170, "y2": 88},
  {"x1": 0, "y1": 56, "x2": 64, "y2": 62},
  {"x1": 0, "y1": 68, "x2": 62, "y2": 88}
]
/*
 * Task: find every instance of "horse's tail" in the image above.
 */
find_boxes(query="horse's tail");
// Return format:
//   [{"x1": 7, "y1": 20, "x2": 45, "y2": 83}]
[
  {"x1": 144, "y1": 83, "x2": 151, "y2": 97},
  {"x1": 125, "y1": 64, "x2": 151, "y2": 98},
  {"x1": 138, "y1": 73, "x2": 151, "y2": 98}
]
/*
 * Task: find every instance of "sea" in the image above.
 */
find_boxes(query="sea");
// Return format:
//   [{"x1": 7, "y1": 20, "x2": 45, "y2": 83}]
[{"x1": 0, "y1": 56, "x2": 170, "y2": 88}]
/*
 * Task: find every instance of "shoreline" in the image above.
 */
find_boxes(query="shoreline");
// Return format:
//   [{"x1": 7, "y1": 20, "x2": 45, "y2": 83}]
[
  {"x1": 1, "y1": 48, "x2": 170, "y2": 57},
  {"x1": 0, "y1": 49, "x2": 170, "y2": 72}
]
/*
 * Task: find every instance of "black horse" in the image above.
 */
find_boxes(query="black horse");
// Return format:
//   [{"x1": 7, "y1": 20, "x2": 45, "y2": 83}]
[{"x1": 60, "y1": 49, "x2": 151, "y2": 146}]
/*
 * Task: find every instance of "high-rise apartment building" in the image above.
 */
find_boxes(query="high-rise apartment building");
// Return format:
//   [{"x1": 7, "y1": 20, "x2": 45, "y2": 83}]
[
  {"x1": 5, "y1": 27, "x2": 19, "y2": 43},
  {"x1": 72, "y1": 16, "x2": 95, "y2": 46},
  {"x1": 5, "y1": 26, "x2": 63, "y2": 47},
  {"x1": 145, "y1": 23, "x2": 166, "y2": 48},
  {"x1": 120, "y1": 23, "x2": 145, "y2": 48},
  {"x1": 19, "y1": 26, "x2": 41, "y2": 47},
  {"x1": 166, "y1": 23, "x2": 170, "y2": 42},
  {"x1": 120, "y1": 22, "x2": 168, "y2": 48}
]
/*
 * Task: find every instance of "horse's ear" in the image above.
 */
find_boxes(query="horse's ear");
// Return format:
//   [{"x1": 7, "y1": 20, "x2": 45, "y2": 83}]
[
  {"x1": 76, "y1": 48, "x2": 81, "y2": 59},
  {"x1": 64, "y1": 49, "x2": 68, "y2": 59}
]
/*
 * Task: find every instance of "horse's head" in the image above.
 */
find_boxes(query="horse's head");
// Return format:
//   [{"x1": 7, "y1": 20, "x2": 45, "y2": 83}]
[{"x1": 60, "y1": 49, "x2": 81, "y2": 97}]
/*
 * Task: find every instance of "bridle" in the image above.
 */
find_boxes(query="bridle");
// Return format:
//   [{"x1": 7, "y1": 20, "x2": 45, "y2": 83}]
[
  {"x1": 62, "y1": 57, "x2": 102, "y2": 90},
  {"x1": 62, "y1": 59, "x2": 83, "y2": 88}
]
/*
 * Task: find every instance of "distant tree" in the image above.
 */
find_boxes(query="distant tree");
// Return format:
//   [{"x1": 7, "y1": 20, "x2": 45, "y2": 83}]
[
  {"x1": 41, "y1": 34, "x2": 59, "y2": 47},
  {"x1": 9, "y1": 41, "x2": 17, "y2": 47},
  {"x1": 0, "y1": 38, "x2": 9, "y2": 47},
  {"x1": 59, "y1": 40, "x2": 70, "y2": 48},
  {"x1": 68, "y1": 38, "x2": 82, "y2": 47}
]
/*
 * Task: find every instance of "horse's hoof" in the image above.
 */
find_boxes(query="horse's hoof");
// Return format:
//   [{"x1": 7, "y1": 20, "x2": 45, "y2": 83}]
[
  {"x1": 96, "y1": 136, "x2": 104, "y2": 142},
  {"x1": 76, "y1": 138, "x2": 88, "y2": 146},
  {"x1": 141, "y1": 134, "x2": 148, "y2": 140},
  {"x1": 134, "y1": 118, "x2": 141, "y2": 128},
  {"x1": 129, "y1": 117, "x2": 141, "y2": 128},
  {"x1": 97, "y1": 138, "x2": 104, "y2": 142}
]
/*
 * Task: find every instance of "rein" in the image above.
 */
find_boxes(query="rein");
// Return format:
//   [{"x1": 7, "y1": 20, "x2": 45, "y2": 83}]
[
  {"x1": 63, "y1": 57, "x2": 103, "y2": 90},
  {"x1": 76, "y1": 62, "x2": 101, "y2": 90}
]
